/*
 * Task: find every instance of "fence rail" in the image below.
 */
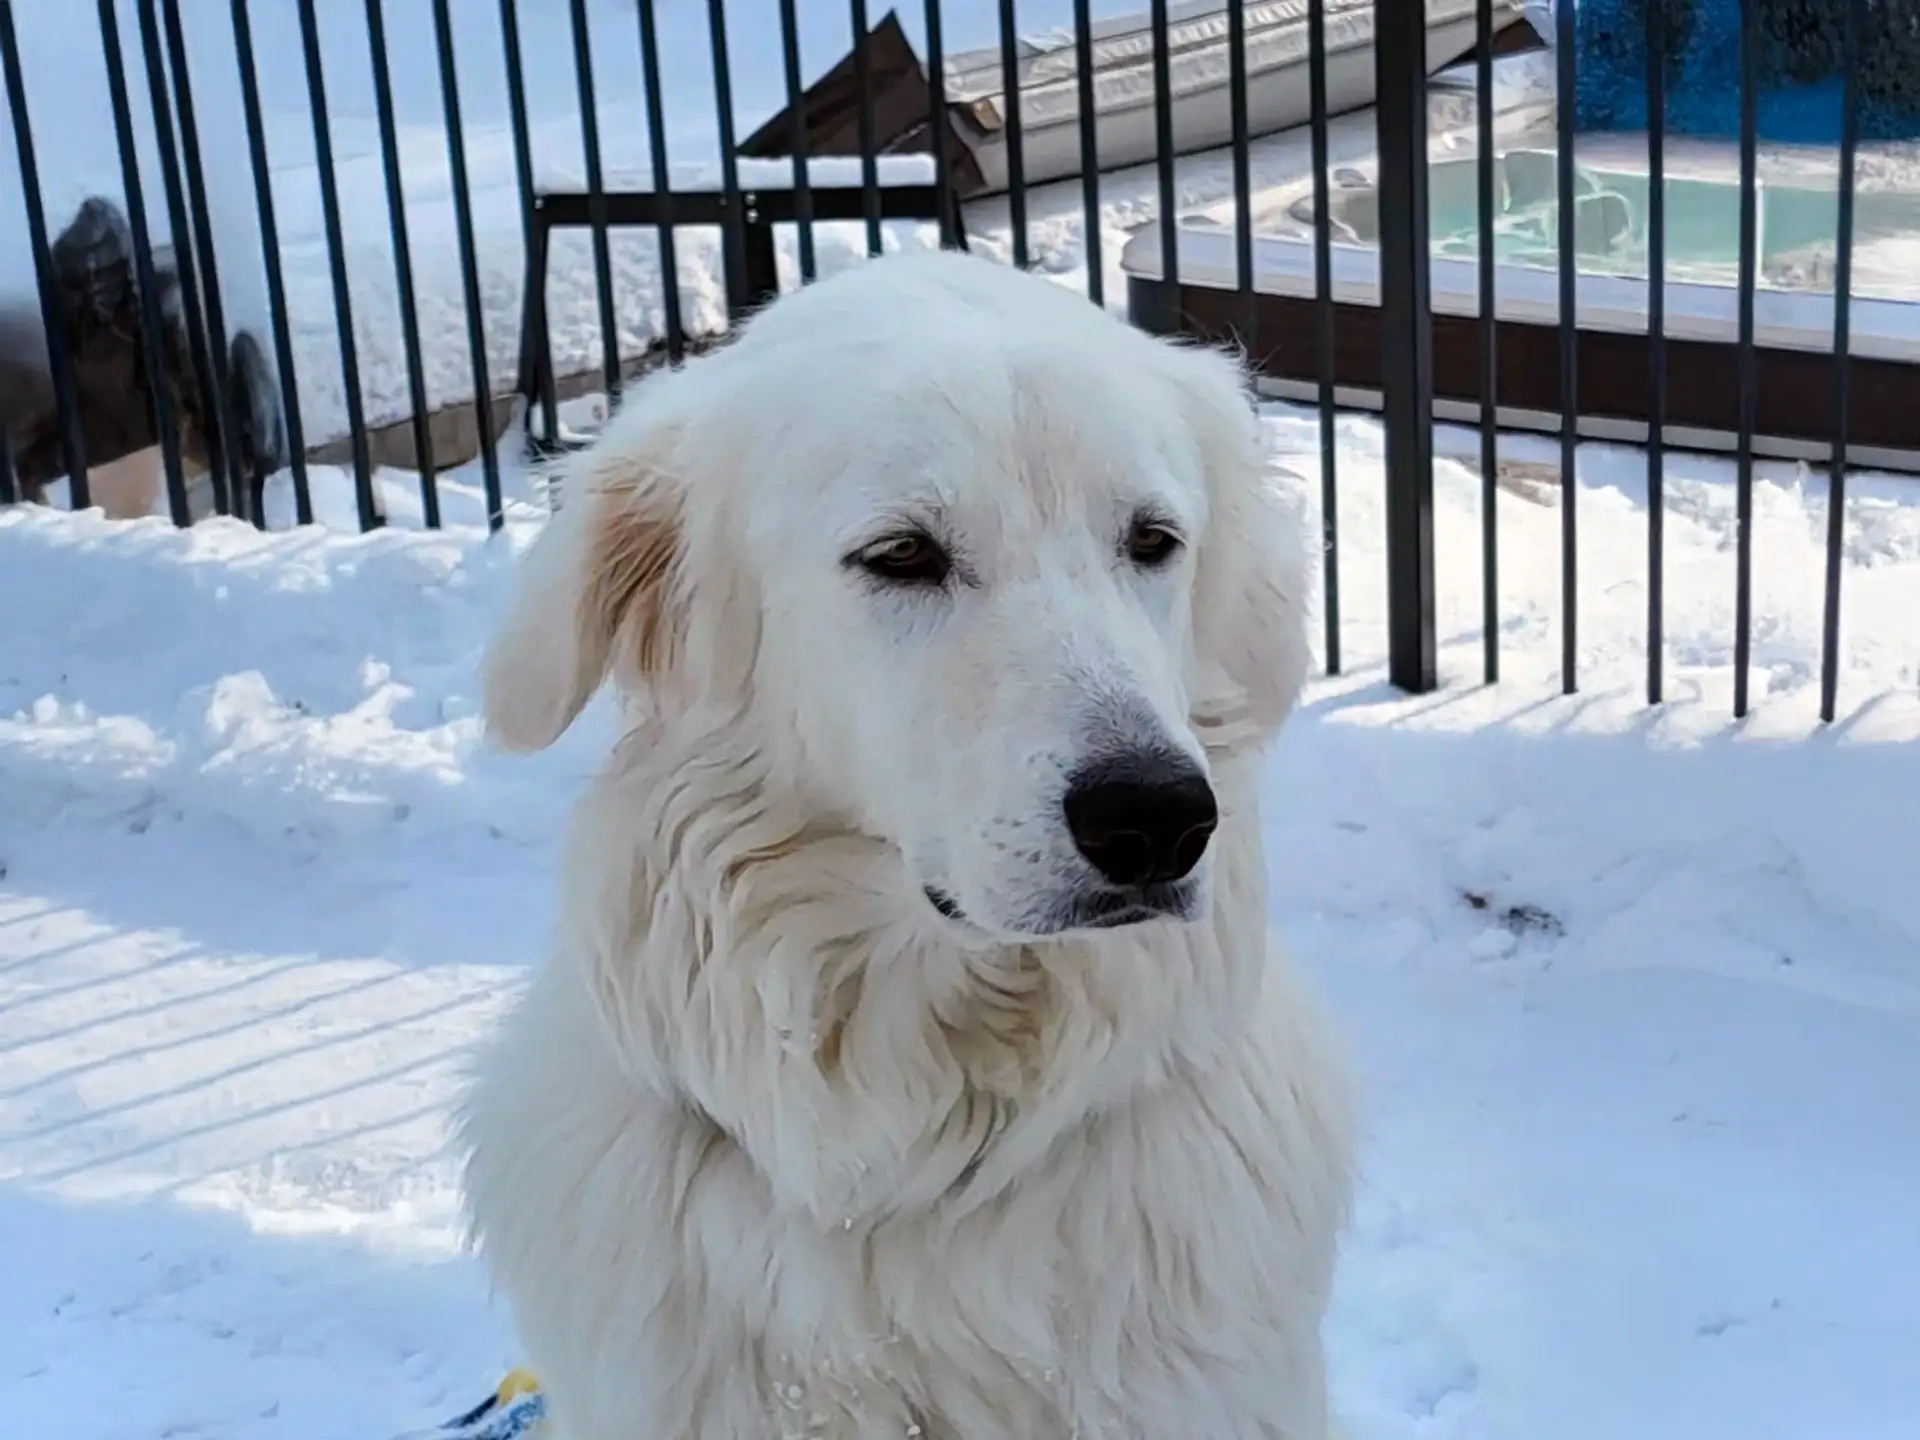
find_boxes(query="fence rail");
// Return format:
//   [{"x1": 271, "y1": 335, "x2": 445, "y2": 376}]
[{"x1": 0, "y1": 0, "x2": 1906, "y2": 725}]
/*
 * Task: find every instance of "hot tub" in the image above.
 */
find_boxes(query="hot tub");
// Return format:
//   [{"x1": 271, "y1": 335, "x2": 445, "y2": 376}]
[
  {"x1": 1121, "y1": 139, "x2": 1920, "y2": 466},
  {"x1": 1272, "y1": 147, "x2": 1920, "y2": 287}
]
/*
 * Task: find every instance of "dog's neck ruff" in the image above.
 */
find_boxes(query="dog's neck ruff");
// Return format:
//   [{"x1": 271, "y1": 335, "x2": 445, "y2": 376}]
[{"x1": 556, "y1": 714, "x2": 1271, "y2": 1230}]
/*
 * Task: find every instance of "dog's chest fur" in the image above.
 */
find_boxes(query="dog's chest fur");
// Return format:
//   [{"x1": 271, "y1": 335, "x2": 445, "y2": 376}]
[
  {"x1": 460, "y1": 757, "x2": 1352, "y2": 1440},
  {"x1": 467, "y1": 974, "x2": 1346, "y2": 1440}
]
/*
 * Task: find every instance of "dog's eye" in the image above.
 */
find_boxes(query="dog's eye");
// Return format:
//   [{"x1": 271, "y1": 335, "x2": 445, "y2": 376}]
[
  {"x1": 852, "y1": 531, "x2": 952, "y2": 586},
  {"x1": 1126, "y1": 517, "x2": 1184, "y2": 569}
]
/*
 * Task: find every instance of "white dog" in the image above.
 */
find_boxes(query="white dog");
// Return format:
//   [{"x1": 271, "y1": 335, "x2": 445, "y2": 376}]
[{"x1": 461, "y1": 249, "x2": 1353, "y2": 1440}]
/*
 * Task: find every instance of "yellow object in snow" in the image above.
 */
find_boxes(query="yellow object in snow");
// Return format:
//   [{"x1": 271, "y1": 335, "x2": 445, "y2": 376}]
[{"x1": 496, "y1": 1370, "x2": 542, "y2": 1403}]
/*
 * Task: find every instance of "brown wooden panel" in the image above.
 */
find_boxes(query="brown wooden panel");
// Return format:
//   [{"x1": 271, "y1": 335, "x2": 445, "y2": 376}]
[{"x1": 1134, "y1": 277, "x2": 1918, "y2": 456}]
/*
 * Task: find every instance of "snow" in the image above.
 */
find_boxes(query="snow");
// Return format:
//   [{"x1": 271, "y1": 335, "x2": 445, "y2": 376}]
[{"x1": 7, "y1": 392, "x2": 1920, "y2": 1439}]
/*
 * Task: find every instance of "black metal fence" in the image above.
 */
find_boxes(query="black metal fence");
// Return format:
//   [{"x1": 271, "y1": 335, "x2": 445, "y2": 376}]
[{"x1": 0, "y1": 0, "x2": 1897, "y2": 725}]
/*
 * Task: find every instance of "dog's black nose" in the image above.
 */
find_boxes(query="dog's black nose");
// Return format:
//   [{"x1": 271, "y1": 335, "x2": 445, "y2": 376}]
[{"x1": 1062, "y1": 753, "x2": 1218, "y2": 888}]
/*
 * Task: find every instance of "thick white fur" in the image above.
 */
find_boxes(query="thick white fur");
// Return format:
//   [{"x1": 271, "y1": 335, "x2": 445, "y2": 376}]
[{"x1": 461, "y1": 250, "x2": 1354, "y2": 1439}]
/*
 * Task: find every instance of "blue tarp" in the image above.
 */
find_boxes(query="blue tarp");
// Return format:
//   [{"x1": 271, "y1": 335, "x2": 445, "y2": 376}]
[{"x1": 1571, "y1": 0, "x2": 1920, "y2": 143}]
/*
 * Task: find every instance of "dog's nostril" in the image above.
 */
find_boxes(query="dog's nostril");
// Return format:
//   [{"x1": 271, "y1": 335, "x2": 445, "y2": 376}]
[
  {"x1": 1062, "y1": 754, "x2": 1219, "y2": 888},
  {"x1": 1170, "y1": 822, "x2": 1213, "y2": 878}
]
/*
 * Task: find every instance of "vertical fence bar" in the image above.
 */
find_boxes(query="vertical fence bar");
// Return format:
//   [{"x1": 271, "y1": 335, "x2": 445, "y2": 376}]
[
  {"x1": 1308, "y1": 0, "x2": 1338, "y2": 674},
  {"x1": 498, "y1": 0, "x2": 538, "y2": 279},
  {"x1": 635, "y1": 0, "x2": 685, "y2": 358},
  {"x1": 1819, "y1": 0, "x2": 1862, "y2": 725},
  {"x1": 432, "y1": 0, "x2": 503, "y2": 530},
  {"x1": 1227, "y1": 0, "x2": 1253, "y2": 341},
  {"x1": 231, "y1": 0, "x2": 311, "y2": 524},
  {"x1": 997, "y1": 0, "x2": 1029, "y2": 267},
  {"x1": 777, "y1": 0, "x2": 816, "y2": 281},
  {"x1": 137, "y1": 0, "x2": 229, "y2": 520},
  {"x1": 850, "y1": 0, "x2": 883, "y2": 256},
  {"x1": 1072, "y1": 0, "x2": 1102, "y2": 305},
  {"x1": 1149, "y1": 0, "x2": 1177, "y2": 286},
  {"x1": 1645, "y1": 0, "x2": 1667, "y2": 705},
  {"x1": 159, "y1": 0, "x2": 245, "y2": 525},
  {"x1": 524, "y1": 209, "x2": 561, "y2": 449},
  {"x1": 97, "y1": 0, "x2": 191, "y2": 526},
  {"x1": 567, "y1": 0, "x2": 621, "y2": 399},
  {"x1": 1375, "y1": 0, "x2": 1436, "y2": 693},
  {"x1": 1731, "y1": 0, "x2": 1759, "y2": 718},
  {"x1": 924, "y1": 0, "x2": 958, "y2": 247},
  {"x1": 705, "y1": 0, "x2": 749, "y2": 315},
  {"x1": 1553, "y1": 0, "x2": 1577, "y2": 693},
  {"x1": 296, "y1": 0, "x2": 378, "y2": 530},
  {"x1": 0, "y1": 0, "x2": 89, "y2": 510},
  {"x1": 498, "y1": 0, "x2": 549, "y2": 450},
  {"x1": 1475, "y1": 0, "x2": 1498, "y2": 684},
  {"x1": 366, "y1": 0, "x2": 440, "y2": 527}
]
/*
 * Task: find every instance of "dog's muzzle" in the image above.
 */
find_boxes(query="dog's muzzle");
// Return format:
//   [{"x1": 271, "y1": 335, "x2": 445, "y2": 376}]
[{"x1": 923, "y1": 746, "x2": 1218, "y2": 936}]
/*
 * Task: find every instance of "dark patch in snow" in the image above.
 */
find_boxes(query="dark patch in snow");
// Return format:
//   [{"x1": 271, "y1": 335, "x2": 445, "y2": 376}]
[{"x1": 1461, "y1": 890, "x2": 1566, "y2": 937}]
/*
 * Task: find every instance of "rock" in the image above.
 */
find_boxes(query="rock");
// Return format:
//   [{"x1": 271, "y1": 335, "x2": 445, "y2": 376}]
[
  {"x1": 0, "y1": 309, "x2": 55, "y2": 503},
  {"x1": 49, "y1": 196, "x2": 136, "y2": 333},
  {"x1": 227, "y1": 329, "x2": 285, "y2": 482},
  {"x1": 7, "y1": 195, "x2": 213, "y2": 507}
]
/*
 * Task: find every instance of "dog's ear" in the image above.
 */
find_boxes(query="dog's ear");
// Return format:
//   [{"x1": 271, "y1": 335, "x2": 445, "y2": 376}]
[
  {"x1": 1165, "y1": 344, "x2": 1315, "y2": 755},
  {"x1": 482, "y1": 411, "x2": 688, "y2": 753}
]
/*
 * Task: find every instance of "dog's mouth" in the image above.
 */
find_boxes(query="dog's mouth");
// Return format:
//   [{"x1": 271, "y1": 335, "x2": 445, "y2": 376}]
[
  {"x1": 924, "y1": 886, "x2": 967, "y2": 922},
  {"x1": 1051, "y1": 881, "x2": 1200, "y2": 932},
  {"x1": 924, "y1": 882, "x2": 1198, "y2": 935}
]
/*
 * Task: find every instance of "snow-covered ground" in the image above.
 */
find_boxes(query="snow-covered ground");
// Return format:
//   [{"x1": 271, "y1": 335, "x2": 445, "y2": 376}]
[{"x1": 5, "y1": 397, "x2": 1920, "y2": 1439}]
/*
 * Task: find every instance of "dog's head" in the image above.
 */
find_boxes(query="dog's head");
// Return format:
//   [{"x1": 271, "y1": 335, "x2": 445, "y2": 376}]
[{"x1": 484, "y1": 252, "x2": 1310, "y2": 941}]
